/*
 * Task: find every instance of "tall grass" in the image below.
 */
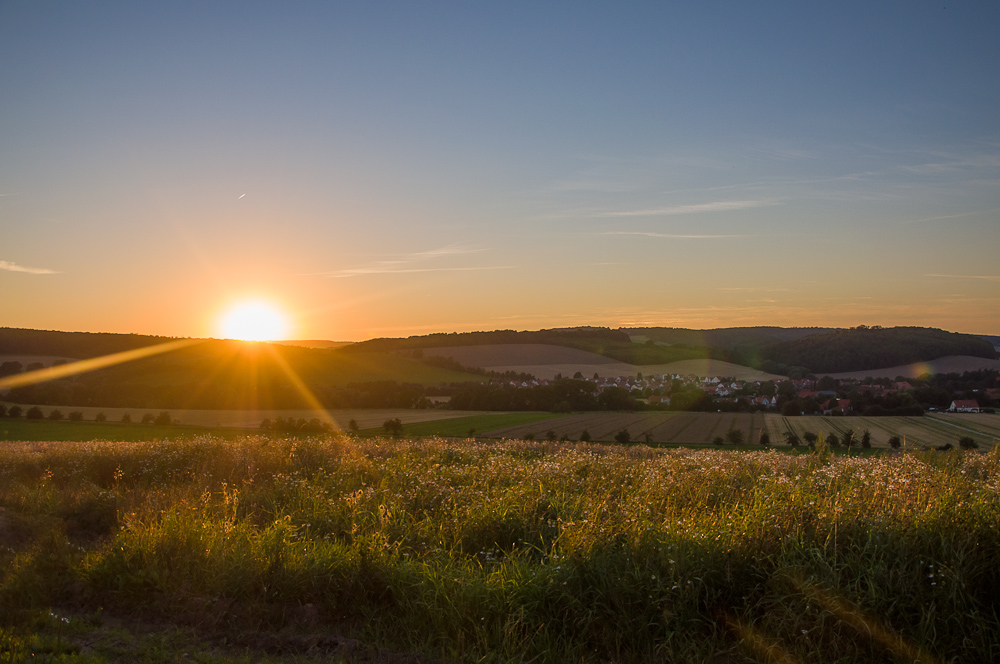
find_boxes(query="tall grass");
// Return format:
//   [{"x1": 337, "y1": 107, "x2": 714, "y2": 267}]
[{"x1": 1, "y1": 436, "x2": 998, "y2": 662}]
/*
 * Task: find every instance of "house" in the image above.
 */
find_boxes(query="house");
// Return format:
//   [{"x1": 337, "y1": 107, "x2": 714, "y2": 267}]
[{"x1": 950, "y1": 400, "x2": 981, "y2": 413}]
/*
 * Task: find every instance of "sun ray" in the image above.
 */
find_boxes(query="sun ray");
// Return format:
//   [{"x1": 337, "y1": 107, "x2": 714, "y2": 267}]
[
  {"x1": 0, "y1": 338, "x2": 202, "y2": 390},
  {"x1": 263, "y1": 344, "x2": 341, "y2": 429}
]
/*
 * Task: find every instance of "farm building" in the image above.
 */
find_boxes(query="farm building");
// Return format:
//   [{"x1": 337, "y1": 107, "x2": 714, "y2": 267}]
[{"x1": 950, "y1": 399, "x2": 981, "y2": 413}]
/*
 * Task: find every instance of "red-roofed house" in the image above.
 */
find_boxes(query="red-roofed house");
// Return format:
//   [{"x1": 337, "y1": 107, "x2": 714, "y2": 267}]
[{"x1": 950, "y1": 400, "x2": 981, "y2": 413}]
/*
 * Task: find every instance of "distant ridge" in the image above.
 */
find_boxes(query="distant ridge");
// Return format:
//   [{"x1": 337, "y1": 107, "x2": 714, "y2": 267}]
[{"x1": 274, "y1": 340, "x2": 352, "y2": 349}]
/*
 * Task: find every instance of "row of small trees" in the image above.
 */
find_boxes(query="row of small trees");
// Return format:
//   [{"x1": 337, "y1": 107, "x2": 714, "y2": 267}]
[{"x1": 0, "y1": 404, "x2": 173, "y2": 424}]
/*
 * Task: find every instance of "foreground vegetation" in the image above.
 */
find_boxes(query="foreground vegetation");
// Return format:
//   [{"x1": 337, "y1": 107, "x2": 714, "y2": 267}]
[{"x1": 1, "y1": 435, "x2": 998, "y2": 662}]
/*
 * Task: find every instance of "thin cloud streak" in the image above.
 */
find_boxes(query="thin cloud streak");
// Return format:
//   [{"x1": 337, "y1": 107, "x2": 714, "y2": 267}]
[
  {"x1": 926, "y1": 273, "x2": 1000, "y2": 282},
  {"x1": 601, "y1": 232, "x2": 750, "y2": 239},
  {"x1": 0, "y1": 260, "x2": 59, "y2": 275},
  {"x1": 327, "y1": 265, "x2": 516, "y2": 278},
  {"x1": 597, "y1": 199, "x2": 780, "y2": 217},
  {"x1": 311, "y1": 243, "x2": 492, "y2": 278}
]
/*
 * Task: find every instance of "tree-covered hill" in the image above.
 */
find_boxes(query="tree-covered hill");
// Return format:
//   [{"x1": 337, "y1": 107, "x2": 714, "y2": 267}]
[{"x1": 757, "y1": 326, "x2": 998, "y2": 374}]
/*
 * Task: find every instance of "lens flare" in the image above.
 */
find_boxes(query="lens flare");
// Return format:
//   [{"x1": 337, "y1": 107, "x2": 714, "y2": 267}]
[{"x1": 219, "y1": 301, "x2": 288, "y2": 341}]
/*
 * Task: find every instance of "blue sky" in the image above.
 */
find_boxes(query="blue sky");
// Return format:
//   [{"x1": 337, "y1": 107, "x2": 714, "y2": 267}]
[{"x1": 1, "y1": 2, "x2": 998, "y2": 339}]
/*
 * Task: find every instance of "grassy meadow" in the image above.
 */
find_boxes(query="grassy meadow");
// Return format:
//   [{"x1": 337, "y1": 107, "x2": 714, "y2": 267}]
[{"x1": 1, "y1": 435, "x2": 998, "y2": 662}]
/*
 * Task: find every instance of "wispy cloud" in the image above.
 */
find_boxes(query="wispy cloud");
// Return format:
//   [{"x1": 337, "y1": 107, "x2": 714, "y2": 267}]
[
  {"x1": 328, "y1": 265, "x2": 515, "y2": 278},
  {"x1": 315, "y1": 244, "x2": 511, "y2": 278},
  {"x1": 926, "y1": 273, "x2": 1000, "y2": 282},
  {"x1": 0, "y1": 260, "x2": 59, "y2": 275},
  {"x1": 596, "y1": 199, "x2": 779, "y2": 217},
  {"x1": 600, "y1": 232, "x2": 749, "y2": 239}
]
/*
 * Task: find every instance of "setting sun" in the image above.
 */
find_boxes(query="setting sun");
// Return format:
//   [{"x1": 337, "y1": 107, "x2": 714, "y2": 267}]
[{"x1": 218, "y1": 301, "x2": 289, "y2": 341}]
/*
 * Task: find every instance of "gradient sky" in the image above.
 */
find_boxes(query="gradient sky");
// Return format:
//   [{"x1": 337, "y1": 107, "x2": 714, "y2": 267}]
[{"x1": 2, "y1": 2, "x2": 998, "y2": 340}]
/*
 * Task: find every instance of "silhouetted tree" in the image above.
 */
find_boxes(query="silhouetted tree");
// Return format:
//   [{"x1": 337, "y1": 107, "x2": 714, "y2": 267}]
[
  {"x1": 578, "y1": 429, "x2": 592, "y2": 442},
  {"x1": 614, "y1": 429, "x2": 631, "y2": 444},
  {"x1": 26, "y1": 406, "x2": 43, "y2": 420},
  {"x1": 382, "y1": 418, "x2": 403, "y2": 436}
]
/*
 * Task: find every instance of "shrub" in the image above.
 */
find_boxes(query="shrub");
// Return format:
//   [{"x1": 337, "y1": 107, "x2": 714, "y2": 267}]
[
  {"x1": 784, "y1": 431, "x2": 800, "y2": 447},
  {"x1": 121, "y1": 413, "x2": 131, "y2": 423},
  {"x1": 959, "y1": 436, "x2": 978, "y2": 450},
  {"x1": 141, "y1": 413, "x2": 155, "y2": 424},
  {"x1": 523, "y1": 432, "x2": 535, "y2": 441},
  {"x1": 26, "y1": 406, "x2": 44, "y2": 420},
  {"x1": 725, "y1": 429, "x2": 744, "y2": 445},
  {"x1": 861, "y1": 429, "x2": 872, "y2": 448},
  {"x1": 759, "y1": 430, "x2": 770, "y2": 446},
  {"x1": 546, "y1": 430, "x2": 557, "y2": 442},
  {"x1": 803, "y1": 432, "x2": 817, "y2": 446},
  {"x1": 95, "y1": 412, "x2": 106, "y2": 422},
  {"x1": 68, "y1": 411, "x2": 83, "y2": 421},
  {"x1": 712, "y1": 436, "x2": 725, "y2": 446},
  {"x1": 578, "y1": 429, "x2": 591, "y2": 442},
  {"x1": 827, "y1": 432, "x2": 840, "y2": 448},
  {"x1": 48, "y1": 409, "x2": 64, "y2": 421},
  {"x1": 383, "y1": 418, "x2": 403, "y2": 436},
  {"x1": 154, "y1": 411, "x2": 172, "y2": 425},
  {"x1": 614, "y1": 429, "x2": 631, "y2": 445},
  {"x1": 8, "y1": 405, "x2": 22, "y2": 418},
  {"x1": 348, "y1": 419, "x2": 360, "y2": 433},
  {"x1": 888, "y1": 435, "x2": 901, "y2": 449}
]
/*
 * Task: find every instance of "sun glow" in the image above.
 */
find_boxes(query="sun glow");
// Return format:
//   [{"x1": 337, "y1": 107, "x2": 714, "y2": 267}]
[{"x1": 218, "y1": 301, "x2": 289, "y2": 341}]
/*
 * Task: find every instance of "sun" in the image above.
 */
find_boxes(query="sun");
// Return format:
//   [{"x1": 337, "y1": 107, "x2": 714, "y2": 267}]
[{"x1": 218, "y1": 301, "x2": 289, "y2": 341}]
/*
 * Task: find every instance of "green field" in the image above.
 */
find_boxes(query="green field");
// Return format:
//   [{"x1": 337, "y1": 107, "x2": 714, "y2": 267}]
[
  {"x1": 1, "y1": 436, "x2": 997, "y2": 662},
  {"x1": 361, "y1": 411, "x2": 572, "y2": 437},
  {"x1": 0, "y1": 418, "x2": 226, "y2": 442}
]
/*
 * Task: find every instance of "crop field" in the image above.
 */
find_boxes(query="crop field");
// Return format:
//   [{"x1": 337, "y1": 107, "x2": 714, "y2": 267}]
[
  {"x1": 0, "y1": 405, "x2": 495, "y2": 442},
  {"x1": 1, "y1": 436, "x2": 998, "y2": 662},
  {"x1": 764, "y1": 414, "x2": 999, "y2": 450},
  {"x1": 487, "y1": 412, "x2": 780, "y2": 446},
  {"x1": 361, "y1": 412, "x2": 571, "y2": 438}
]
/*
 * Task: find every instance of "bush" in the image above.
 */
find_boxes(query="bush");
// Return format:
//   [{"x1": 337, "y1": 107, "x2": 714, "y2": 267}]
[
  {"x1": 69, "y1": 411, "x2": 83, "y2": 421},
  {"x1": 759, "y1": 430, "x2": 770, "y2": 446},
  {"x1": 725, "y1": 429, "x2": 744, "y2": 445},
  {"x1": 48, "y1": 409, "x2": 64, "y2": 421},
  {"x1": 888, "y1": 435, "x2": 901, "y2": 449},
  {"x1": 95, "y1": 412, "x2": 106, "y2": 422},
  {"x1": 141, "y1": 413, "x2": 155, "y2": 424},
  {"x1": 578, "y1": 429, "x2": 592, "y2": 442},
  {"x1": 154, "y1": 411, "x2": 172, "y2": 425},
  {"x1": 712, "y1": 436, "x2": 725, "y2": 446},
  {"x1": 802, "y1": 432, "x2": 817, "y2": 447},
  {"x1": 614, "y1": 429, "x2": 631, "y2": 445},
  {"x1": 860, "y1": 429, "x2": 872, "y2": 448},
  {"x1": 523, "y1": 432, "x2": 535, "y2": 441},
  {"x1": 959, "y1": 436, "x2": 978, "y2": 450},
  {"x1": 121, "y1": 413, "x2": 131, "y2": 423},
  {"x1": 26, "y1": 406, "x2": 44, "y2": 420},
  {"x1": 8, "y1": 405, "x2": 22, "y2": 418},
  {"x1": 546, "y1": 430, "x2": 557, "y2": 441},
  {"x1": 348, "y1": 419, "x2": 360, "y2": 433},
  {"x1": 784, "y1": 431, "x2": 800, "y2": 447},
  {"x1": 383, "y1": 418, "x2": 403, "y2": 436},
  {"x1": 827, "y1": 432, "x2": 840, "y2": 448}
]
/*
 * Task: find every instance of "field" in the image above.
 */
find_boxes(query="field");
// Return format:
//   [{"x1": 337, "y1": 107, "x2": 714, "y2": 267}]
[
  {"x1": 361, "y1": 412, "x2": 573, "y2": 438},
  {"x1": 484, "y1": 412, "x2": 1000, "y2": 449},
  {"x1": 424, "y1": 344, "x2": 783, "y2": 381},
  {"x1": 0, "y1": 406, "x2": 494, "y2": 441},
  {"x1": 1, "y1": 436, "x2": 998, "y2": 662},
  {"x1": 763, "y1": 414, "x2": 1000, "y2": 450}
]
